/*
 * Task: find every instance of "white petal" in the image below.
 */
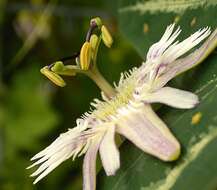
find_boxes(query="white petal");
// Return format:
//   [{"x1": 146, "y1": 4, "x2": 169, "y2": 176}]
[
  {"x1": 144, "y1": 87, "x2": 199, "y2": 109},
  {"x1": 83, "y1": 137, "x2": 101, "y2": 190},
  {"x1": 152, "y1": 28, "x2": 215, "y2": 89},
  {"x1": 146, "y1": 24, "x2": 181, "y2": 61},
  {"x1": 116, "y1": 104, "x2": 180, "y2": 161},
  {"x1": 28, "y1": 125, "x2": 88, "y2": 184},
  {"x1": 163, "y1": 27, "x2": 211, "y2": 63},
  {"x1": 33, "y1": 157, "x2": 66, "y2": 184},
  {"x1": 99, "y1": 125, "x2": 120, "y2": 176},
  {"x1": 167, "y1": 27, "x2": 217, "y2": 77}
]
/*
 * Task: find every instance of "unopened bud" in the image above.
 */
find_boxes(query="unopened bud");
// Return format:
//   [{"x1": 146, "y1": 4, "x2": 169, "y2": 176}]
[
  {"x1": 80, "y1": 42, "x2": 92, "y2": 70},
  {"x1": 90, "y1": 17, "x2": 102, "y2": 28},
  {"x1": 101, "y1": 25, "x2": 113, "y2": 48},
  {"x1": 40, "y1": 66, "x2": 66, "y2": 87}
]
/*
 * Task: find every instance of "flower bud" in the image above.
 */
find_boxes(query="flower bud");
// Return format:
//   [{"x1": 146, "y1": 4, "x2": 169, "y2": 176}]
[
  {"x1": 40, "y1": 66, "x2": 66, "y2": 87},
  {"x1": 80, "y1": 42, "x2": 92, "y2": 70},
  {"x1": 101, "y1": 25, "x2": 113, "y2": 48},
  {"x1": 90, "y1": 17, "x2": 102, "y2": 28}
]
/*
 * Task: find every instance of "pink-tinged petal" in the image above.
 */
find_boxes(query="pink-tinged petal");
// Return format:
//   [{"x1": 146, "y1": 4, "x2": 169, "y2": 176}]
[
  {"x1": 83, "y1": 138, "x2": 101, "y2": 190},
  {"x1": 154, "y1": 28, "x2": 217, "y2": 89},
  {"x1": 144, "y1": 87, "x2": 199, "y2": 109},
  {"x1": 99, "y1": 125, "x2": 120, "y2": 176},
  {"x1": 28, "y1": 125, "x2": 89, "y2": 184},
  {"x1": 147, "y1": 24, "x2": 181, "y2": 61},
  {"x1": 173, "y1": 28, "x2": 217, "y2": 75},
  {"x1": 163, "y1": 27, "x2": 211, "y2": 63},
  {"x1": 116, "y1": 104, "x2": 180, "y2": 161}
]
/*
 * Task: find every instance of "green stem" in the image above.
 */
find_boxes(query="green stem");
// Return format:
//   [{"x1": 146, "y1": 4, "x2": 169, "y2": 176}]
[
  {"x1": 86, "y1": 67, "x2": 116, "y2": 98},
  {"x1": 81, "y1": 34, "x2": 115, "y2": 98}
]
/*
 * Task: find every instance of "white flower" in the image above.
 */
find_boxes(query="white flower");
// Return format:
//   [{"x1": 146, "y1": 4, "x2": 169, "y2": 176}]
[{"x1": 28, "y1": 24, "x2": 213, "y2": 190}]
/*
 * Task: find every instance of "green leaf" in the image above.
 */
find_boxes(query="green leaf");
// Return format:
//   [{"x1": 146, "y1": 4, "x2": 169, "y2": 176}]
[
  {"x1": 98, "y1": 1, "x2": 217, "y2": 190},
  {"x1": 118, "y1": 0, "x2": 217, "y2": 57},
  {"x1": 4, "y1": 65, "x2": 59, "y2": 151},
  {"x1": 0, "y1": 65, "x2": 60, "y2": 190}
]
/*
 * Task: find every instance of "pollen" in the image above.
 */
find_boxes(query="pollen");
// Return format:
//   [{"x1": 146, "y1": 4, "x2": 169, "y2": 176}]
[{"x1": 191, "y1": 112, "x2": 202, "y2": 125}]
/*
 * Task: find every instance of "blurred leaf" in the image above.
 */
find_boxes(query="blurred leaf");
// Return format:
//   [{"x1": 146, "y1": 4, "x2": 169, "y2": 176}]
[
  {"x1": 10, "y1": 0, "x2": 57, "y2": 68},
  {"x1": 98, "y1": 1, "x2": 217, "y2": 190},
  {"x1": 0, "y1": 64, "x2": 60, "y2": 190},
  {"x1": 4, "y1": 65, "x2": 59, "y2": 151}
]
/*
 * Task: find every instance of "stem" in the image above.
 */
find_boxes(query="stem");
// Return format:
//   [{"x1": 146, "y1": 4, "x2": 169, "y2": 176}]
[
  {"x1": 86, "y1": 67, "x2": 116, "y2": 98},
  {"x1": 87, "y1": 33, "x2": 115, "y2": 98}
]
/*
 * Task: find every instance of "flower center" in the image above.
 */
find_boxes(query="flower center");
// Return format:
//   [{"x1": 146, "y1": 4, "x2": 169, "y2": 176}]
[{"x1": 90, "y1": 69, "x2": 138, "y2": 121}]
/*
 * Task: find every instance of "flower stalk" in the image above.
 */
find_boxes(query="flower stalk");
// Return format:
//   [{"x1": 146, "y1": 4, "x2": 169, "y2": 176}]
[{"x1": 86, "y1": 67, "x2": 116, "y2": 98}]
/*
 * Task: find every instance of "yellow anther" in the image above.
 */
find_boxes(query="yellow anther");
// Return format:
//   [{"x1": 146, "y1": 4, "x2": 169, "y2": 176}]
[
  {"x1": 90, "y1": 34, "x2": 99, "y2": 55},
  {"x1": 40, "y1": 66, "x2": 66, "y2": 87},
  {"x1": 90, "y1": 17, "x2": 102, "y2": 27},
  {"x1": 80, "y1": 42, "x2": 92, "y2": 70},
  {"x1": 101, "y1": 25, "x2": 113, "y2": 48}
]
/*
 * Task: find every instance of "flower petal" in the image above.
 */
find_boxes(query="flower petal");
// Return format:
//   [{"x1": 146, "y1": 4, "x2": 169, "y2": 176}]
[
  {"x1": 99, "y1": 125, "x2": 120, "y2": 176},
  {"x1": 28, "y1": 124, "x2": 89, "y2": 184},
  {"x1": 144, "y1": 87, "x2": 199, "y2": 109},
  {"x1": 83, "y1": 137, "x2": 101, "y2": 190},
  {"x1": 172, "y1": 27, "x2": 217, "y2": 75},
  {"x1": 147, "y1": 24, "x2": 181, "y2": 61},
  {"x1": 116, "y1": 104, "x2": 180, "y2": 161},
  {"x1": 163, "y1": 27, "x2": 211, "y2": 63},
  {"x1": 153, "y1": 28, "x2": 217, "y2": 90}
]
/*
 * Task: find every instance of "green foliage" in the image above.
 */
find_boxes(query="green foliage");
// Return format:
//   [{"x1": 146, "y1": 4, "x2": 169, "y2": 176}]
[
  {"x1": 4, "y1": 66, "x2": 59, "y2": 150},
  {"x1": 98, "y1": 1, "x2": 217, "y2": 190},
  {"x1": 0, "y1": 66, "x2": 59, "y2": 190}
]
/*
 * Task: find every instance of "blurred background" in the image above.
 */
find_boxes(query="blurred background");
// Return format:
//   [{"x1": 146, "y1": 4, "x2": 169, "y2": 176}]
[{"x1": 0, "y1": 0, "x2": 141, "y2": 189}]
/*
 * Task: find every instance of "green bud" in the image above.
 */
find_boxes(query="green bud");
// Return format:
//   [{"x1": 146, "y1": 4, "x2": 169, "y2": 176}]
[
  {"x1": 40, "y1": 66, "x2": 66, "y2": 87},
  {"x1": 80, "y1": 42, "x2": 92, "y2": 70},
  {"x1": 90, "y1": 17, "x2": 102, "y2": 28},
  {"x1": 101, "y1": 25, "x2": 113, "y2": 48}
]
